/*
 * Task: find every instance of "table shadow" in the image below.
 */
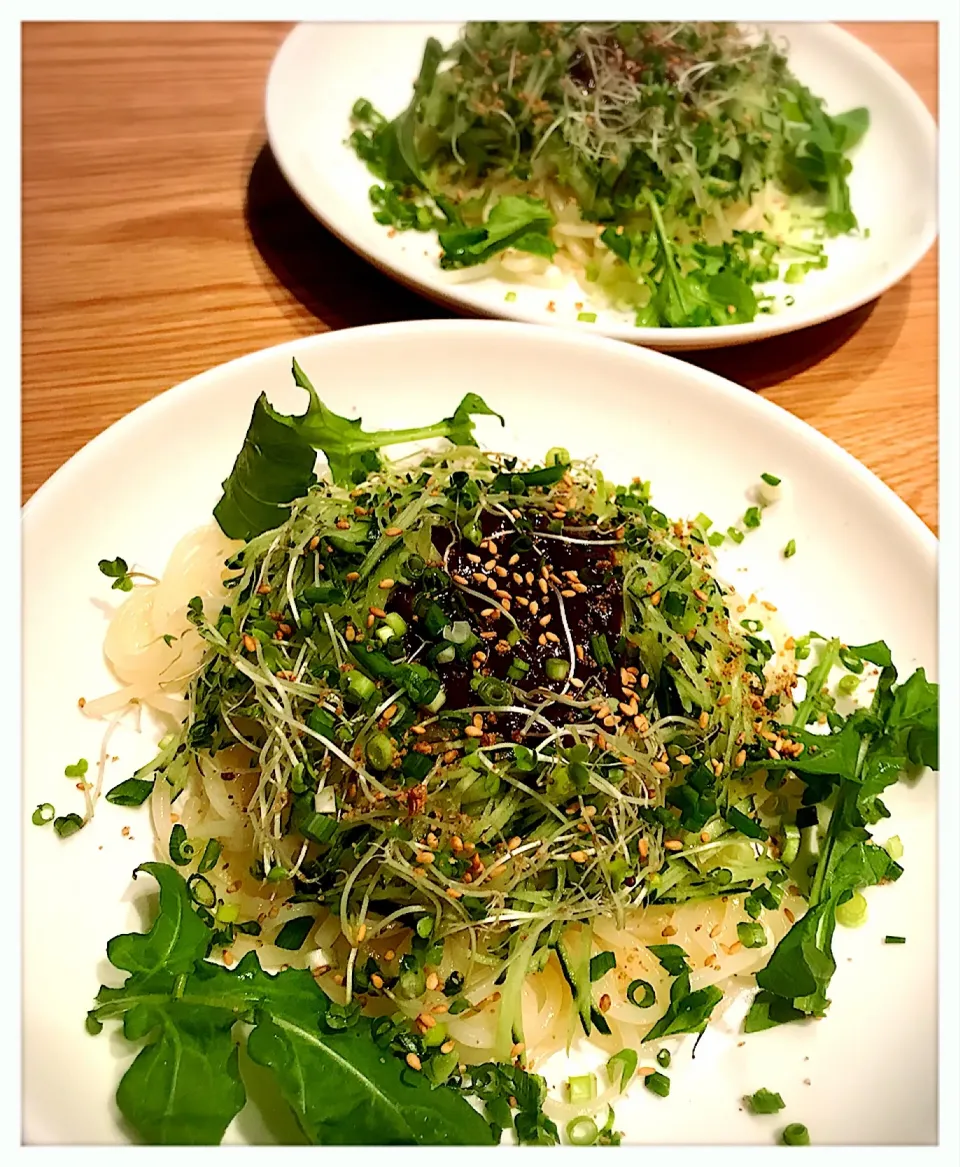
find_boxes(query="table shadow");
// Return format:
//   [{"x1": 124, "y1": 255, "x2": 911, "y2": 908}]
[
  {"x1": 244, "y1": 142, "x2": 451, "y2": 331},
  {"x1": 244, "y1": 138, "x2": 908, "y2": 394}
]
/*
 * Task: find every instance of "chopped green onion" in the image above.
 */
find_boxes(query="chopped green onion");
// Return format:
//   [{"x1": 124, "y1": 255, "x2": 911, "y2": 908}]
[
  {"x1": 506, "y1": 658, "x2": 530, "y2": 680},
  {"x1": 746, "y1": 1088, "x2": 785, "y2": 1114},
  {"x1": 567, "y1": 1073, "x2": 597, "y2": 1104},
  {"x1": 216, "y1": 903, "x2": 240, "y2": 924},
  {"x1": 435, "y1": 645, "x2": 456, "y2": 664},
  {"x1": 545, "y1": 446, "x2": 570, "y2": 467},
  {"x1": 836, "y1": 890, "x2": 868, "y2": 929},
  {"x1": 760, "y1": 473, "x2": 781, "y2": 487},
  {"x1": 384, "y1": 612, "x2": 407, "y2": 637},
  {"x1": 566, "y1": 1116, "x2": 598, "y2": 1146},
  {"x1": 577, "y1": 312, "x2": 597, "y2": 324},
  {"x1": 590, "y1": 633, "x2": 614, "y2": 669},
  {"x1": 53, "y1": 813, "x2": 84, "y2": 838},
  {"x1": 423, "y1": 687, "x2": 447, "y2": 714},
  {"x1": 838, "y1": 674, "x2": 860, "y2": 695},
  {"x1": 606, "y1": 1048, "x2": 637, "y2": 1092},
  {"x1": 781, "y1": 824, "x2": 800, "y2": 866},
  {"x1": 186, "y1": 874, "x2": 217, "y2": 909},
  {"x1": 626, "y1": 979, "x2": 656, "y2": 1008},
  {"x1": 884, "y1": 835, "x2": 904, "y2": 860},
  {"x1": 365, "y1": 733, "x2": 395, "y2": 771},
  {"x1": 781, "y1": 1123, "x2": 810, "y2": 1145},
  {"x1": 741, "y1": 618, "x2": 764, "y2": 632},
  {"x1": 694, "y1": 512, "x2": 713, "y2": 531},
  {"x1": 504, "y1": 290, "x2": 517, "y2": 302},
  {"x1": 31, "y1": 803, "x2": 55, "y2": 826},
  {"x1": 265, "y1": 865, "x2": 290, "y2": 883},
  {"x1": 105, "y1": 777, "x2": 154, "y2": 806},
  {"x1": 784, "y1": 538, "x2": 797, "y2": 559},
  {"x1": 727, "y1": 527, "x2": 745, "y2": 544},
  {"x1": 447, "y1": 996, "x2": 470, "y2": 1015},
  {"x1": 545, "y1": 657, "x2": 569, "y2": 681},
  {"x1": 168, "y1": 824, "x2": 195, "y2": 865},
  {"x1": 415, "y1": 915, "x2": 434, "y2": 939},
  {"x1": 197, "y1": 838, "x2": 222, "y2": 874},
  {"x1": 644, "y1": 1071, "x2": 670, "y2": 1097},
  {"x1": 346, "y1": 671, "x2": 377, "y2": 702},
  {"x1": 737, "y1": 921, "x2": 767, "y2": 949},
  {"x1": 275, "y1": 915, "x2": 315, "y2": 951},
  {"x1": 884, "y1": 935, "x2": 906, "y2": 944},
  {"x1": 708, "y1": 532, "x2": 726, "y2": 547},
  {"x1": 656, "y1": 1049, "x2": 671, "y2": 1069},
  {"x1": 743, "y1": 506, "x2": 763, "y2": 529}
]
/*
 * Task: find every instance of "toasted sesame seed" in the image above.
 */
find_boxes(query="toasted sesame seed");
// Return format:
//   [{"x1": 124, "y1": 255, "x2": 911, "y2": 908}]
[
  {"x1": 440, "y1": 1039, "x2": 456, "y2": 1054},
  {"x1": 638, "y1": 838, "x2": 649, "y2": 860},
  {"x1": 599, "y1": 994, "x2": 611, "y2": 1012},
  {"x1": 677, "y1": 754, "x2": 692, "y2": 765},
  {"x1": 699, "y1": 711, "x2": 709, "y2": 729},
  {"x1": 369, "y1": 606, "x2": 387, "y2": 618},
  {"x1": 486, "y1": 578, "x2": 498, "y2": 592},
  {"x1": 378, "y1": 578, "x2": 394, "y2": 590},
  {"x1": 651, "y1": 591, "x2": 661, "y2": 606},
  {"x1": 484, "y1": 558, "x2": 496, "y2": 570},
  {"x1": 538, "y1": 578, "x2": 548, "y2": 594},
  {"x1": 570, "y1": 850, "x2": 588, "y2": 863},
  {"x1": 664, "y1": 839, "x2": 684, "y2": 852},
  {"x1": 416, "y1": 851, "x2": 435, "y2": 864},
  {"x1": 508, "y1": 553, "x2": 520, "y2": 565},
  {"x1": 718, "y1": 693, "x2": 731, "y2": 706},
  {"x1": 784, "y1": 907, "x2": 796, "y2": 923},
  {"x1": 472, "y1": 572, "x2": 487, "y2": 584},
  {"x1": 513, "y1": 572, "x2": 524, "y2": 584},
  {"x1": 576, "y1": 644, "x2": 585, "y2": 661},
  {"x1": 735, "y1": 749, "x2": 747, "y2": 767},
  {"x1": 242, "y1": 634, "x2": 257, "y2": 653},
  {"x1": 406, "y1": 1052, "x2": 422, "y2": 1071},
  {"x1": 356, "y1": 923, "x2": 367, "y2": 942},
  {"x1": 661, "y1": 925, "x2": 678, "y2": 937},
  {"x1": 640, "y1": 673, "x2": 650, "y2": 690},
  {"x1": 452, "y1": 574, "x2": 469, "y2": 586},
  {"x1": 464, "y1": 725, "x2": 483, "y2": 738},
  {"x1": 425, "y1": 973, "x2": 440, "y2": 991},
  {"x1": 371, "y1": 973, "x2": 384, "y2": 989},
  {"x1": 652, "y1": 760, "x2": 671, "y2": 775}
]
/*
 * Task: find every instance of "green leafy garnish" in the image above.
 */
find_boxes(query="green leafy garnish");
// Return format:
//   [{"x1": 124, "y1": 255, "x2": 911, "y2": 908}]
[
  {"x1": 746, "y1": 1088, "x2": 786, "y2": 1114},
  {"x1": 88, "y1": 864, "x2": 497, "y2": 1146},
  {"x1": 213, "y1": 359, "x2": 503, "y2": 539},
  {"x1": 98, "y1": 557, "x2": 134, "y2": 591},
  {"x1": 438, "y1": 195, "x2": 556, "y2": 269}
]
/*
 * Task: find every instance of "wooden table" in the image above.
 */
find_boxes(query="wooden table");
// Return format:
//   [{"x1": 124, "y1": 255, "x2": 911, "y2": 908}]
[{"x1": 21, "y1": 22, "x2": 939, "y2": 531}]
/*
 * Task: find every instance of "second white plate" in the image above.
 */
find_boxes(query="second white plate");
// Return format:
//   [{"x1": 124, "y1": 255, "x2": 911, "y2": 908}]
[{"x1": 265, "y1": 22, "x2": 937, "y2": 350}]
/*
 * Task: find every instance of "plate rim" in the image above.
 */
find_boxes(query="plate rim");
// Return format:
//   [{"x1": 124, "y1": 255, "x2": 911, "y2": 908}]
[
  {"x1": 23, "y1": 318, "x2": 937, "y2": 564},
  {"x1": 263, "y1": 20, "x2": 938, "y2": 351}
]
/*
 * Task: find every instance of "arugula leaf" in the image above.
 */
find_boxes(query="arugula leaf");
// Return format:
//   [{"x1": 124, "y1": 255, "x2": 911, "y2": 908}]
[
  {"x1": 747, "y1": 663, "x2": 932, "y2": 1030},
  {"x1": 438, "y1": 195, "x2": 556, "y2": 269},
  {"x1": 89, "y1": 864, "x2": 495, "y2": 1146},
  {"x1": 212, "y1": 391, "x2": 319, "y2": 540},
  {"x1": 236, "y1": 957, "x2": 492, "y2": 1144},
  {"x1": 643, "y1": 969, "x2": 723, "y2": 1043},
  {"x1": 214, "y1": 360, "x2": 504, "y2": 538},
  {"x1": 106, "y1": 862, "x2": 210, "y2": 977}
]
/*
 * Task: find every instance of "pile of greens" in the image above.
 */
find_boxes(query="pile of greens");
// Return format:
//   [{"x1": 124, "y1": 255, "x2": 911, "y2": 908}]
[
  {"x1": 78, "y1": 360, "x2": 936, "y2": 1145},
  {"x1": 348, "y1": 22, "x2": 869, "y2": 328}
]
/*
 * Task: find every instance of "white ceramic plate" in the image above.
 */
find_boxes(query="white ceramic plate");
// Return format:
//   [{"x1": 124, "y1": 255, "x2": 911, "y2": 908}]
[
  {"x1": 265, "y1": 22, "x2": 937, "y2": 351},
  {"x1": 23, "y1": 321, "x2": 937, "y2": 1144}
]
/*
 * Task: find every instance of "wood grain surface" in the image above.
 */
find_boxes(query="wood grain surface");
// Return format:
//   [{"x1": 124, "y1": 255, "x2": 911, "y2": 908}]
[{"x1": 21, "y1": 21, "x2": 939, "y2": 531}]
